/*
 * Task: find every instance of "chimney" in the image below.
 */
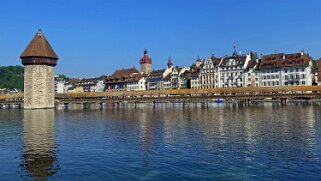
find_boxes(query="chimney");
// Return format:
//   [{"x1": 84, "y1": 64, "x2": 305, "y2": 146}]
[{"x1": 301, "y1": 50, "x2": 305, "y2": 56}]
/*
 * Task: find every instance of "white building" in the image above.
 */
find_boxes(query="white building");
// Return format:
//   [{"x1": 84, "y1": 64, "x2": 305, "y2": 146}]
[
  {"x1": 219, "y1": 52, "x2": 252, "y2": 88},
  {"x1": 258, "y1": 51, "x2": 313, "y2": 86},
  {"x1": 243, "y1": 60, "x2": 259, "y2": 87},
  {"x1": 126, "y1": 73, "x2": 147, "y2": 91},
  {"x1": 54, "y1": 77, "x2": 66, "y2": 93}
]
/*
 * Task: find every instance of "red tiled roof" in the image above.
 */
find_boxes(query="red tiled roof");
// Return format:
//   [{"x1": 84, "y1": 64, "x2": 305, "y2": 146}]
[
  {"x1": 258, "y1": 52, "x2": 310, "y2": 69},
  {"x1": 140, "y1": 50, "x2": 152, "y2": 64},
  {"x1": 111, "y1": 68, "x2": 139, "y2": 77},
  {"x1": 105, "y1": 68, "x2": 139, "y2": 84}
]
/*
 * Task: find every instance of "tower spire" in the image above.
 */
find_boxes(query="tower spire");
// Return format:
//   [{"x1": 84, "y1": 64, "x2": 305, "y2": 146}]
[{"x1": 167, "y1": 57, "x2": 173, "y2": 68}]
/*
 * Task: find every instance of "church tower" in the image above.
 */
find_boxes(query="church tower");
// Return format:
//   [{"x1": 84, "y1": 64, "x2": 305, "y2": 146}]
[
  {"x1": 20, "y1": 29, "x2": 59, "y2": 109},
  {"x1": 139, "y1": 49, "x2": 152, "y2": 74}
]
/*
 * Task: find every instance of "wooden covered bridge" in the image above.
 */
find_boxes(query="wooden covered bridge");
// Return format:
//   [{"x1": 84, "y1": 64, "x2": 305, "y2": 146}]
[{"x1": 1, "y1": 86, "x2": 321, "y2": 108}]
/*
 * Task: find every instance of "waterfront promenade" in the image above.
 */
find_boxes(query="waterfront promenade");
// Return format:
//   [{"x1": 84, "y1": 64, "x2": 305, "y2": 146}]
[{"x1": 2, "y1": 85, "x2": 321, "y2": 108}]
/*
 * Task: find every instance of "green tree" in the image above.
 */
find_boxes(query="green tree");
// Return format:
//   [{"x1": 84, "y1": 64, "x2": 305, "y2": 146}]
[{"x1": 0, "y1": 65, "x2": 24, "y2": 90}]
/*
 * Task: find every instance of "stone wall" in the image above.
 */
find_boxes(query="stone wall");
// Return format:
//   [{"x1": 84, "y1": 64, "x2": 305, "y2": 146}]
[{"x1": 24, "y1": 65, "x2": 54, "y2": 109}]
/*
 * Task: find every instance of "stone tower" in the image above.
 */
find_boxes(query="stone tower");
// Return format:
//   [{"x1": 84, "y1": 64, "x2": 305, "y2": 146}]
[
  {"x1": 139, "y1": 49, "x2": 152, "y2": 74},
  {"x1": 20, "y1": 29, "x2": 59, "y2": 109}
]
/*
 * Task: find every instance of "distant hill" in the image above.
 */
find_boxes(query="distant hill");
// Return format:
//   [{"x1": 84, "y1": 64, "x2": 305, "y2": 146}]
[{"x1": 0, "y1": 66, "x2": 24, "y2": 90}]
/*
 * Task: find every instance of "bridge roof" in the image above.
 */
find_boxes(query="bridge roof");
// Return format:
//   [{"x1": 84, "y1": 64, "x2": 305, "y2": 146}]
[{"x1": 20, "y1": 29, "x2": 58, "y2": 60}]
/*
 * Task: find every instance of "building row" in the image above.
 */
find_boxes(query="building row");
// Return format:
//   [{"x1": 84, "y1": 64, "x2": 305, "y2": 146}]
[{"x1": 54, "y1": 49, "x2": 319, "y2": 93}]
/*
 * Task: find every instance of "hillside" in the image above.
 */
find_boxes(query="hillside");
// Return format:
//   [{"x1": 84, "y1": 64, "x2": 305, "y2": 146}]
[{"x1": 0, "y1": 66, "x2": 24, "y2": 90}]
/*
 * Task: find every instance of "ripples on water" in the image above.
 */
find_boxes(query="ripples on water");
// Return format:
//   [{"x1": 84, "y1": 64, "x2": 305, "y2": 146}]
[{"x1": 0, "y1": 103, "x2": 321, "y2": 180}]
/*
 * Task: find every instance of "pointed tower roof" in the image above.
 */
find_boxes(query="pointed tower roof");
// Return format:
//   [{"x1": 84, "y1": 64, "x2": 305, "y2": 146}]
[
  {"x1": 139, "y1": 49, "x2": 152, "y2": 64},
  {"x1": 167, "y1": 57, "x2": 173, "y2": 67},
  {"x1": 20, "y1": 29, "x2": 58, "y2": 60}
]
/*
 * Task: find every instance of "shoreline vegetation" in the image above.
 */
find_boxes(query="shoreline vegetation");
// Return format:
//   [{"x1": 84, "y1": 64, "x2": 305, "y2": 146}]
[{"x1": 0, "y1": 66, "x2": 24, "y2": 90}]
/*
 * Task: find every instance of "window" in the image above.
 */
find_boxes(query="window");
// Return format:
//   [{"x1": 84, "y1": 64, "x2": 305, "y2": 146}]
[{"x1": 302, "y1": 81, "x2": 306, "y2": 85}]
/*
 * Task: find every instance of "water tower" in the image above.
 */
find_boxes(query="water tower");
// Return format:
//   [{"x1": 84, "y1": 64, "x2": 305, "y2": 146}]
[{"x1": 20, "y1": 29, "x2": 59, "y2": 109}]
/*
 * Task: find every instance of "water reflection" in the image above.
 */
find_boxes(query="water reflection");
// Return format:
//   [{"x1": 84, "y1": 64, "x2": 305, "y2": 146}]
[
  {"x1": 0, "y1": 103, "x2": 318, "y2": 180},
  {"x1": 21, "y1": 109, "x2": 59, "y2": 179}
]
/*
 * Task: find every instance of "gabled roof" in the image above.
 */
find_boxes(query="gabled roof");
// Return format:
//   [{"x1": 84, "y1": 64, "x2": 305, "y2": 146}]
[
  {"x1": 20, "y1": 29, "x2": 58, "y2": 60},
  {"x1": 111, "y1": 68, "x2": 139, "y2": 77},
  {"x1": 244, "y1": 60, "x2": 258, "y2": 71},
  {"x1": 127, "y1": 73, "x2": 147, "y2": 82},
  {"x1": 211, "y1": 57, "x2": 222, "y2": 67}
]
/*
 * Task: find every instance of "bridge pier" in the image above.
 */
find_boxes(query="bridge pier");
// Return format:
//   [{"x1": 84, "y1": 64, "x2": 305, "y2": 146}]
[
  {"x1": 280, "y1": 98, "x2": 288, "y2": 105},
  {"x1": 201, "y1": 102, "x2": 208, "y2": 109}
]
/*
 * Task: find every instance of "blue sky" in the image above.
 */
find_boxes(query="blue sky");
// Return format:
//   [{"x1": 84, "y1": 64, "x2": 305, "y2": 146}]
[{"x1": 0, "y1": 0, "x2": 320, "y2": 77}]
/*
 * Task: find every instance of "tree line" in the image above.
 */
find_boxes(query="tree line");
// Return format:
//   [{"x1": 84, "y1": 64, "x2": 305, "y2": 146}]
[{"x1": 0, "y1": 66, "x2": 24, "y2": 90}]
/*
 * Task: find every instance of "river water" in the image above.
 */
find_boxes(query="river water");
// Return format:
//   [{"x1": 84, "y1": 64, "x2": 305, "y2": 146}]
[{"x1": 0, "y1": 103, "x2": 321, "y2": 180}]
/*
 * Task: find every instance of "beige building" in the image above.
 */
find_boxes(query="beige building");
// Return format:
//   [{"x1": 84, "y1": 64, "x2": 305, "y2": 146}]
[{"x1": 199, "y1": 55, "x2": 222, "y2": 88}]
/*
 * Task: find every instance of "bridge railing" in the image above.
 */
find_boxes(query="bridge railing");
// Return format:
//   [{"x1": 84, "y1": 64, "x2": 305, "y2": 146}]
[
  {"x1": 55, "y1": 85, "x2": 321, "y2": 100},
  {"x1": 0, "y1": 93, "x2": 24, "y2": 103}
]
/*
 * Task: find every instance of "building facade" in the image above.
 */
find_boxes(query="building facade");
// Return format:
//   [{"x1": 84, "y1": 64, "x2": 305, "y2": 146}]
[
  {"x1": 105, "y1": 68, "x2": 139, "y2": 91},
  {"x1": 126, "y1": 73, "x2": 147, "y2": 91},
  {"x1": 218, "y1": 52, "x2": 252, "y2": 88},
  {"x1": 258, "y1": 51, "x2": 313, "y2": 86},
  {"x1": 243, "y1": 60, "x2": 259, "y2": 87},
  {"x1": 199, "y1": 55, "x2": 222, "y2": 88}
]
